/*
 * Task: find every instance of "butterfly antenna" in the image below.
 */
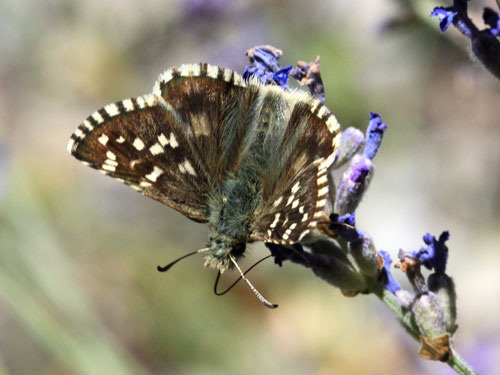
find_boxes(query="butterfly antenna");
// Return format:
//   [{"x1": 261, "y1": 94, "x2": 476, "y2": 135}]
[
  {"x1": 229, "y1": 254, "x2": 278, "y2": 309},
  {"x1": 214, "y1": 255, "x2": 272, "y2": 296},
  {"x1": 157, "y1": 247, "x2": 210, "y2": 272}
]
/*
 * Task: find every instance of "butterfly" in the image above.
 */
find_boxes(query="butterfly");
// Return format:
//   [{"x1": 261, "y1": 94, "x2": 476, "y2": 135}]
[{"x1": 68, "y1": 63, "x2": 341, "y2": 299}]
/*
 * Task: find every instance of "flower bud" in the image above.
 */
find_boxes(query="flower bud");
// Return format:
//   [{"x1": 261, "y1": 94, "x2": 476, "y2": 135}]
[
  {"x1": 378, "y1": 250, "x2": 401, "y2": 295},
  {"x1": 412, "y1": 292, "x2": 447, "y2": 340},
  {"x1": 428, "y1": 273, "x2": 457, "y2": 334},
  {"x1": 333, "y1": 127, "x2": 364, "y2": 168},
  {"x1": 364, "y1": 112, "x2": 387, "y2": 160},
  {"x1": 334, "y1": 154, "x2": 374, "y2": 215},
  {"x1": 348, "y1": 232, "x2": 379, "y2": 278},
  {"x1": 309, "y1": 240, "x2": 367, "y2": 292}
]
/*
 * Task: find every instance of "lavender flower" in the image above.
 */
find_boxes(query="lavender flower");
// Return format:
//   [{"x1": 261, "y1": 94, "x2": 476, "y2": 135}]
[
  {"x1": 431, "y1": 1, "x2": 500, "y2": 78},
  {"x1": 334, "y1": 127, "x2": 364, "y2": 168},
  {"x1": 290, "y1": 57, "x2": 325, "y2": 102},
  {"x1": 379, "y1": 250, "x2": 402, "y2": 295},
  {"x1": 410, "y1": 231, "x2": 450, "y2": 275},
  {"x1": 430, "y1": 7, "x2": 458, "y2": 32},
  {"x1": 364, "y1": 112, "x2": 387, "y2": 160},
  {"x1": 334, "y1": 154, "x2": 374, "y2": 215},
  {"x1": 242, "y1": 46, "x2": 292, "y2": 88}
]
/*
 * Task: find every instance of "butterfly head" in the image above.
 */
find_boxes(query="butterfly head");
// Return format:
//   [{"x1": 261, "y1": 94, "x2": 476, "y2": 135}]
[{"x1": 203, "y1": 233, "x2": 246, "y2": 273}]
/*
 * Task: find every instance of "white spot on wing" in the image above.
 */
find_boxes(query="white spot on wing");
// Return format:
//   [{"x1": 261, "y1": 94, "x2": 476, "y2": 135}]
[
  {"x1": 133, "y1": 138, "x2": 145, "y2": 151},
  {"x1": 105, "y1": 103, "x2": 119, "y2": 116},
  {"x1": 74, "y1": 129, "x2": 84, "y2": 139},
  {"x1": 149, "y1": 143, "x2": 164, "y2": 155},
  {"x1": 299, "y1": 206, "x2": 304, "y2": 214},
  {"x1": 315, "y1": 199, "x2": 326, "y2": 208},
  {"x1": 82, "y1": 120, "x2": 93, "y2": 131},
  {"x1": 207, "y1": 65, "x2": 218, "y2": 79},
  {"x1": 302, "y1": 213, "x2": 309, "y2": 222},
  {"x1": 169, "y1": 133, "x2": 178, "y2": 148},
  {"x1": 291, "y1": 182, "x2": 300, "y2": 194},
  {"x1": 145, "y1": 94, "x2": 156, "y2": 106},
  {"x1": 318, "y1": 186, "x2": 328, "y2": 197},
  {"x1": 102, "y1": 164, "x2": 116, "y2": 172},
  {"x1": 116, "y1": 136, "x2": 125, "y2": 143},
  {"x1": 183, "y1": 159, "x2": 196, "y2": 176},
  {"x1": 145, "y1": 166, "x2": 163, "y2": 182},
  {"x1": 98, "y1": 134, "x2": 109, "y2": 145},
  {"x1": 270, "y1": 213, "x2": 280, "y2": 228},
  {"x1": 223, "y1": 69, "x2": 232, "y2": 82},
  {"x1": 104, "y1": 159, "x2": 118, "y2": 167},
  {"x1": 273, "y1": 196, "x2": 283, "y2": 207},
  {"x1": 158, "y1": 133, "x2": 168, "y2": 147},
  {"x1": 106, "y1": 151, "x2": 116, "y2": 160},
  {"x1": 286, "y1": 194, "x2": 295, "y2": 206},
  {"x1": 137, "y1": 96, "x2": 145, "y2": 109},
  {"x1": 317, "y1": 106, "x2": 327, "y2": 119},
  {"x1": 92, "y1": 111, "x2": 104, "y2": 124},
  {"x1": 291, "y1": 199, "x2": 299, "y2": 209},
  {"x1": 67, "y1": 139, "x2": 75, "y2": 154},
  {"x1": 122, "y1": 99, "x2": 134, "y2": 112},
  {"x1": 317, "y1": 174, "x2": 328, "y2": 185},
  {"x1": 178, "y1": 159, "x2": 197, "y2": 176}
]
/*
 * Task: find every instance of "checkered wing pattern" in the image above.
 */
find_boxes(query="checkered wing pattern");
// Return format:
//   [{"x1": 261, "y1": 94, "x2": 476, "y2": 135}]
[
  {"x1": 68, "y1": 64, "x2": 257, "y2": 222},
  {"x1": 251, "y1": 100, "x2": 341, "y2": 244}
]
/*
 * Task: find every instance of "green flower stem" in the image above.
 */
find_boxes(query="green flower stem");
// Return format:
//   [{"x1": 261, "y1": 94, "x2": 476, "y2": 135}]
[
  {"x1": 448, "y1": 348, "x2": 479, "y2": 375},
  {"x1": 368, "y1": 280, "x2": 478, "y2": 375}
]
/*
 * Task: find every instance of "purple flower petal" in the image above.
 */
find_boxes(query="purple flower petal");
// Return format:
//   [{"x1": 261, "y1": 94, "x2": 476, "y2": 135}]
[
  {"x1": 243, "y1": 46, "x2": 290, "y2": 87},
  {"x1": 364, "y1": 112, "x2": 387, "y2": 159},
  {"x1": 411, "y1": 231, "x2": 450, "y2": 275},
  {"x1": 273, "y1": 65, "x2": 293, "y2": 88},
  {"x1": 430, "y1": 7, "x2": 458, "y2": 33},
  {"x1": 329, "y1": 213, "x2": 360, "y2": 242},
  {"x1": 379, "y1": 250, "x2": 401, "y2": 294}
]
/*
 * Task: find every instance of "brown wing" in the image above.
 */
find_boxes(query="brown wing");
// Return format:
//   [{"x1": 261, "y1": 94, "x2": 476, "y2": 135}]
[
  {"x1": 250, "y1": 95, "x2": 341, "y2": 244},
  {"x1": 68, "y1": 64, "x2": 260, "y2": 222}
]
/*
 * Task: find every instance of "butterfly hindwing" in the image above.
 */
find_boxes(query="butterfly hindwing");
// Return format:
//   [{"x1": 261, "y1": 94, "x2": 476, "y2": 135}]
[{"x1": 251, "y1": 96, "x2": 341, "y2": 243}]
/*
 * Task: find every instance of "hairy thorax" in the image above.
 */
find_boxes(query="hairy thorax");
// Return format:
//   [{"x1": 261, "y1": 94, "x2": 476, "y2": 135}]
[{"x1": 205, "y1": 175, "x2": 261, "y2": 272}]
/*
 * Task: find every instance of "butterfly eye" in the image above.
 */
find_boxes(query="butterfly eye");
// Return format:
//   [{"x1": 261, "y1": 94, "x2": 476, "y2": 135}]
[{"x1": 231, "y1": 243, "x2": 246, "y2": 256}]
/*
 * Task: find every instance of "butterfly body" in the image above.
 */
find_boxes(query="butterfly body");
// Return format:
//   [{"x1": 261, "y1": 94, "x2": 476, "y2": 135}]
[{"x1": 68, "y1": 63, "x2": 341, "y2": 273}]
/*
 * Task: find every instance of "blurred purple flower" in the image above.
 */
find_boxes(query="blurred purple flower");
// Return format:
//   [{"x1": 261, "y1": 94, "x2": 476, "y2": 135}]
[
  {"x1": 290, "y1": 57, "x2": 325, "y2": 102},
  {"x1": 329, "y1": 213, "x2": 360, "y2": 242},
  {"x1": 379, "y1": 250, "x2": 401, "y2": 294},
  {"x1": 431, "y1": 2, "x2": 500, "y2": 78},
  {"x1": 242, "y1": 46, "x2": 292, "y2": 88},
  {"x1": 334, "y1": 154, "x2": 374, "y2": 215},
  {"x1": 411, "y1": 232, "x2": 450, "y2": 275},
  {"x1": 364, "y1": 112, "x2": 387, "y2": 160},
  {"x1": 182, "y1": 0, "x2": 226, "y2": 20},
  {"x1": 430, "y1": 7, "x2": 458, "y2": 32}
]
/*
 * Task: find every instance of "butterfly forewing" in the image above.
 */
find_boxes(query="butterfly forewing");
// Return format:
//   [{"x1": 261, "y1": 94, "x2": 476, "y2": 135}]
[
  {"x1": 68, "y1": 94, "x2": 211, "y2": 222},
  {"x1": 154, "y1": 64, "x2": 262, "y2": 183}
]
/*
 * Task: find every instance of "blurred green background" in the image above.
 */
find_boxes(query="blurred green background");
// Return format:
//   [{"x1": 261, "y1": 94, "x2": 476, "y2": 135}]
[{"x1": 1, "y1": 0, "x2": 499, "y2": 374}]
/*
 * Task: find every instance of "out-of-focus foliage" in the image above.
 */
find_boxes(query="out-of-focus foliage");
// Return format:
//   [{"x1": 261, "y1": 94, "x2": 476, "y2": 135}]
[{"x1": 0, "y1": 0, "x2": 499, "y2": 374}]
